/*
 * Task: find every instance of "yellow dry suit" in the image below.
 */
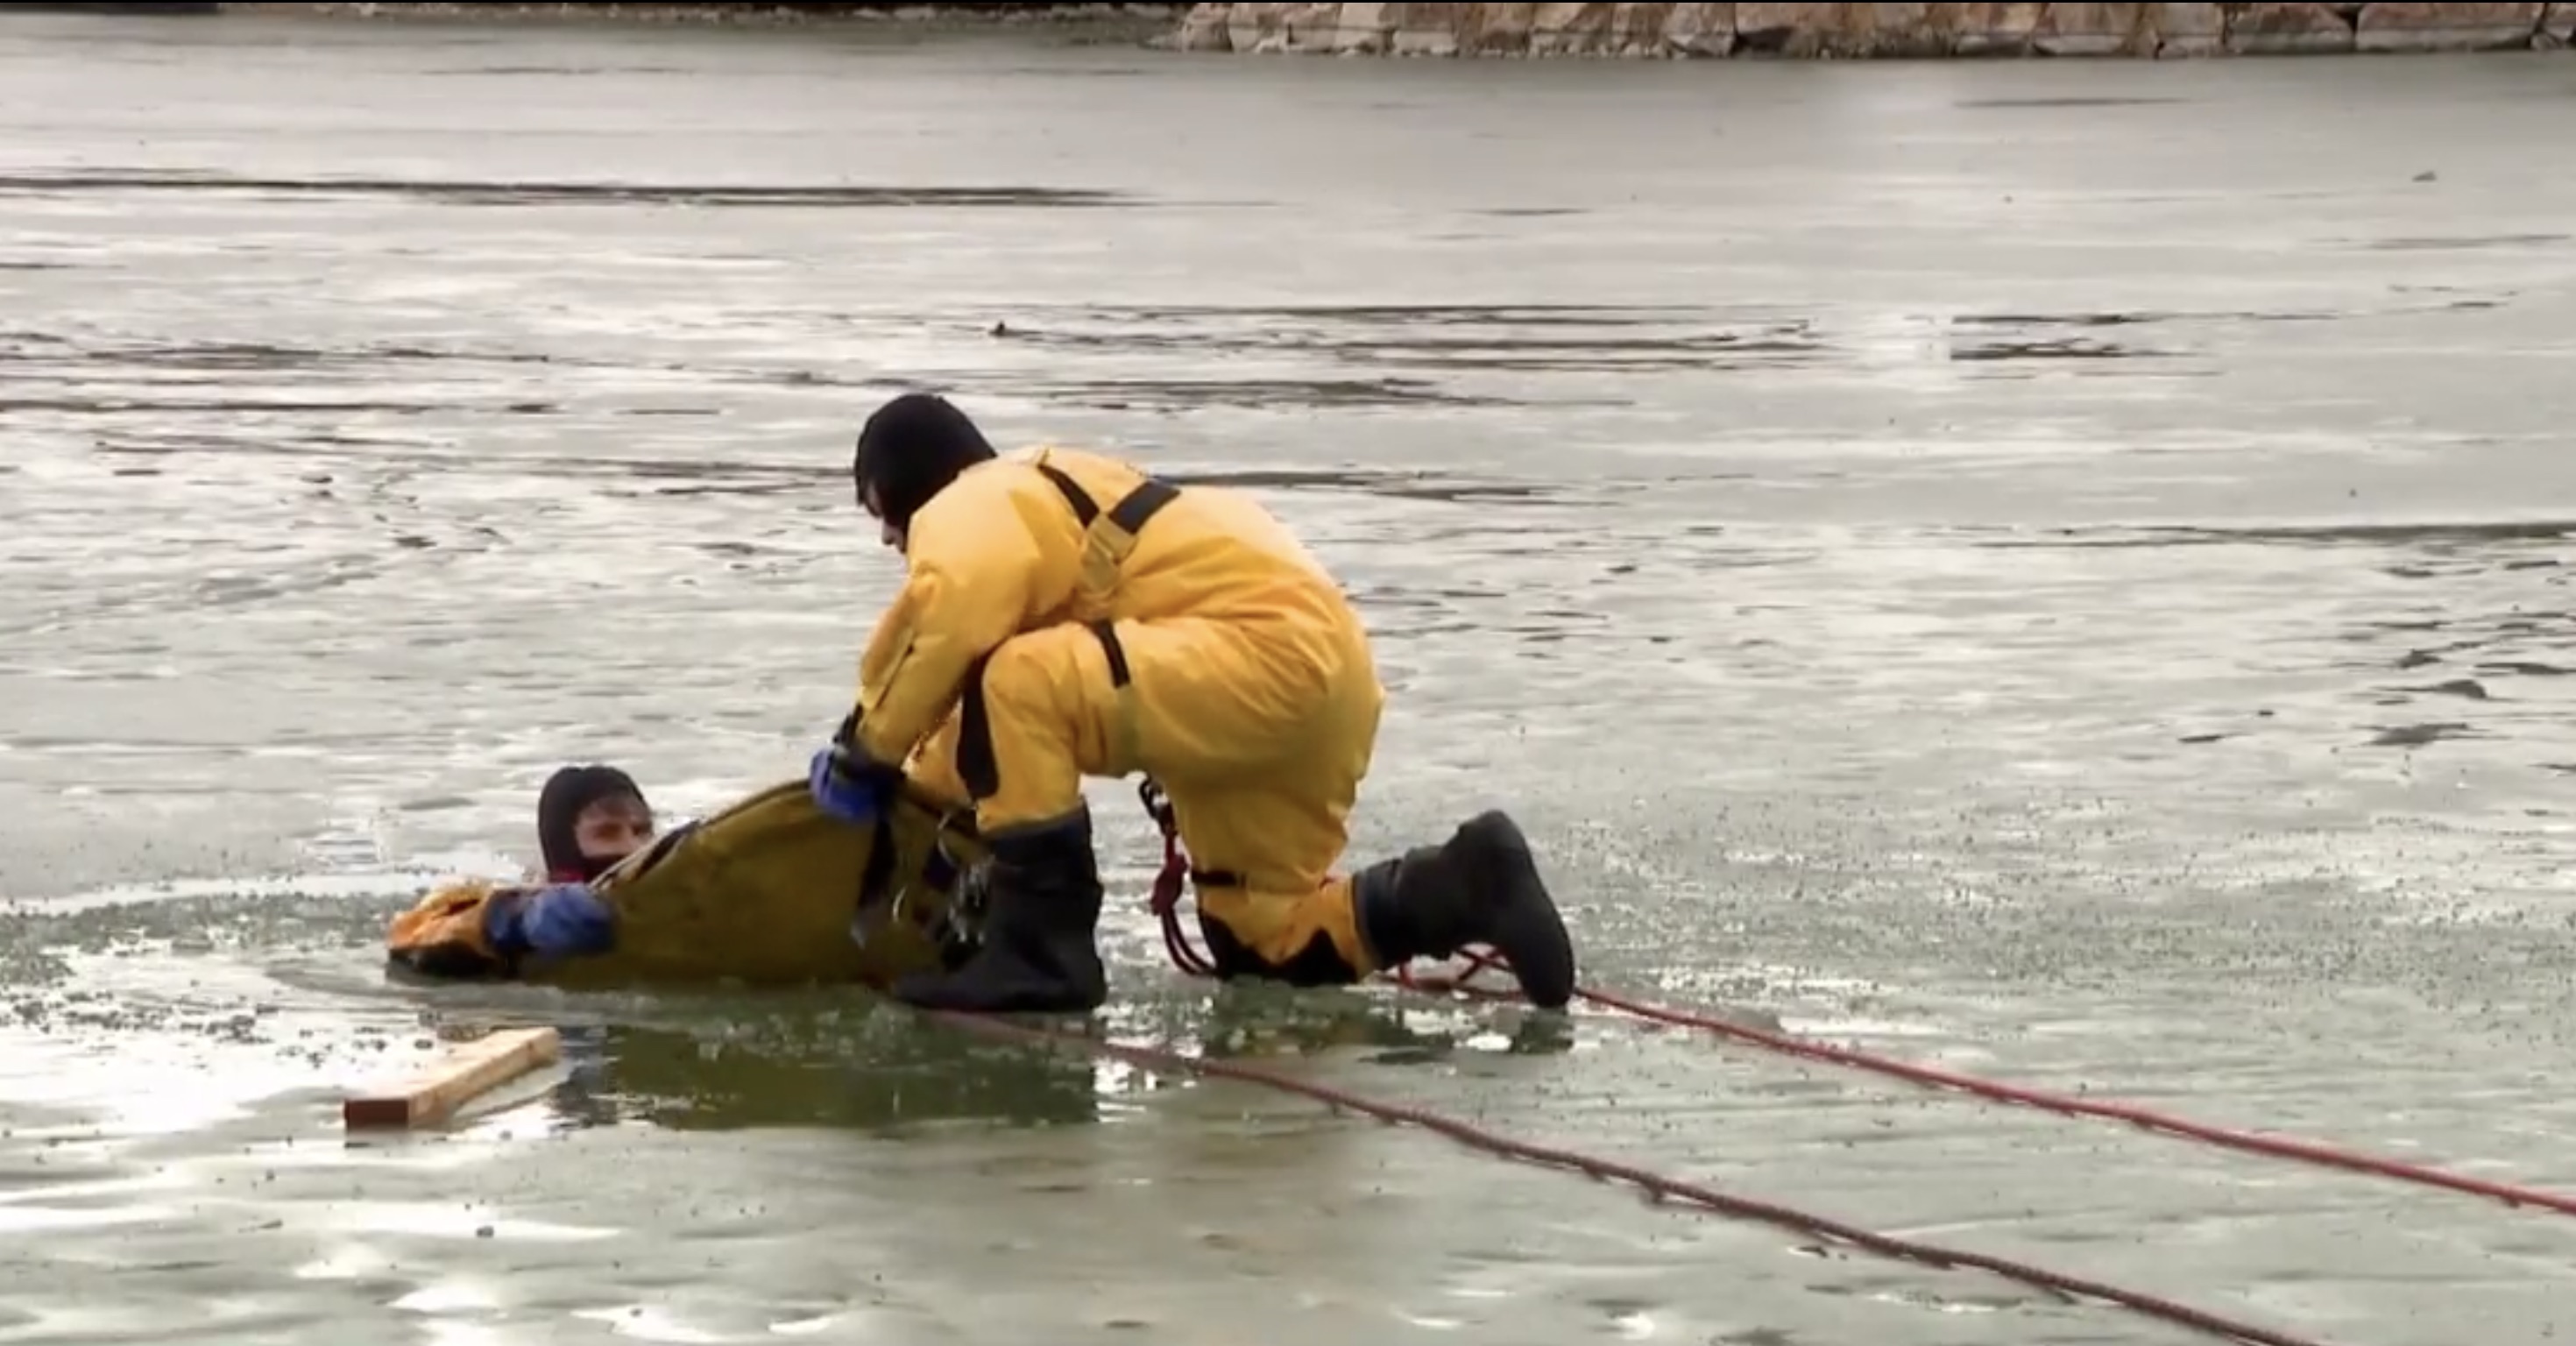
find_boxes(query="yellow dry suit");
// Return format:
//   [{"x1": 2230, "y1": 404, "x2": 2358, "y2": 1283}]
[
  {"x1": 847, "y1": 441, "x2": 1578, "y2": 1013},
  {"x1": 854, "y1": 444, "x2": 1386, "y2": 980}
]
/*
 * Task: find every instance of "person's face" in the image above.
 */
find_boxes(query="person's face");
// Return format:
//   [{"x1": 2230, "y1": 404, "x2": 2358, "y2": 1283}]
[
  {"x1": 861, "y1": 482, "x2": 904, "y2": 553},
  {"x1": 573, "y1": 795, "x2": 655, "y2": 868}
]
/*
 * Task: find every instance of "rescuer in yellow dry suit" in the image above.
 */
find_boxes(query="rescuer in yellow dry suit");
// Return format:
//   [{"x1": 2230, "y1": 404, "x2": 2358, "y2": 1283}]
[
  {"x1": 805, "y1": 392, "x2": 1578, "y2": 1016},
  {"x1": 383, "y1": 763, "x2": 989, "y2": 990}
]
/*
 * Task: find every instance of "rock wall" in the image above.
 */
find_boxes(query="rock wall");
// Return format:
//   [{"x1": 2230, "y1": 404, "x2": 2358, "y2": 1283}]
[
  {"x1": 1171, "y1": 3, "x2": 2576, "y2": 58},
  {"x1": 213, "y1": 2, "x2": 1183, "y2": 21}
]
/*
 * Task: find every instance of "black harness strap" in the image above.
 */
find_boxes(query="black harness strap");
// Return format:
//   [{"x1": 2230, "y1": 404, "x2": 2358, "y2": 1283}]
[
  {"x1": 1028, "y1": 461, "x2": 1231, "y2": 889},
  {"x1": 1032, "y1": 460, "x2": 1181, "y2": 537}
]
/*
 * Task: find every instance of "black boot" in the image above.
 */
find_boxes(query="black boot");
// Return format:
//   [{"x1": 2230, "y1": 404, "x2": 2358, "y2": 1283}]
[
  {"x1": 1353, "y1": 810, "x2": 1576, "y2": 1010},
  {"x1": 889, "y1": 808, "x2": 1108, "y2": 1014}
]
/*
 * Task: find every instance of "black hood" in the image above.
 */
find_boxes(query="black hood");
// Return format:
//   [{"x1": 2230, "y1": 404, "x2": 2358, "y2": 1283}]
[
  {"x1": 852, "y1": 392, "x2": 998, "y2": 533},
  {"x1": 537, "y1": 763, "x2": 646, "y2": 882}
]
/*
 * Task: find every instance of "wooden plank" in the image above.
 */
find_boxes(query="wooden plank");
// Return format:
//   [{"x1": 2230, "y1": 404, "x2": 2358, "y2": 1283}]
[{"x1": 343, "y1": 1026, "x2": 562, "y2": 1130}]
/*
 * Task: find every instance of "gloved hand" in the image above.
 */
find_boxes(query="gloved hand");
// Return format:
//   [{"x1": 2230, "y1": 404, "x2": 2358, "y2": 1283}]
[
  {"x1": 482, "y1": 882, "x2": 617, "y2": 959},
  {"x1": 809, "y1": 716, "x2": 903, "y2": 825}
]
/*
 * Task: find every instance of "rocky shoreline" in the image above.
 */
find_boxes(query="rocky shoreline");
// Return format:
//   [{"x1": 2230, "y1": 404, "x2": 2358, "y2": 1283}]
[
  {"x1": 116, "y1": 1, "x2": 2576, "y2": 57},
  {"x1": 210, "y1": 2, "x2": 1182, "y2": 26},
  {"x1": 1172, "y1": 3, "x2": 2576, "y2": 58}
]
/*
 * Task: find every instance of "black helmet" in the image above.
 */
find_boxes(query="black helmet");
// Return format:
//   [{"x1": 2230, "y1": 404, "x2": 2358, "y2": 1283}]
[{"x1": 852, "y1": 392, "x2": 997, "y2": 533}]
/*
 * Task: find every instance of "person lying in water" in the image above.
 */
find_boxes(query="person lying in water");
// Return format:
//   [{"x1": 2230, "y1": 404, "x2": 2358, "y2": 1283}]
[
  {"x1": 382, "y1": 760, "x2": 988, "y2": 988},
  {"x1": 385, "y1": 764, "x2": 652, "y2": 970}
]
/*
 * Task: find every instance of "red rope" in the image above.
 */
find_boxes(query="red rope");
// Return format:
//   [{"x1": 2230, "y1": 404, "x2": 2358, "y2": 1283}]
[
  {"x1": 1147, "y1": 828, "x2": 1217, "y2": 979},
  {"x1": 1139, "y1": 813, "x2": 2576, "y2": 1221},
  {"x1": 927, "y1": 1005, "x2": 2338, "y2": 1346},
  {"x1": 1568, "y1": 978, "x2": 2576, "y2": 1219}
]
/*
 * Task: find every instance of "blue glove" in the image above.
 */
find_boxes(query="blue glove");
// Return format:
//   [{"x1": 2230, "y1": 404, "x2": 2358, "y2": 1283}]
[
  {"x1": 809, "y1": 741, "x2": 901, "y2": 826},
  {"x1": 482, "y1": 882, "x2": 617, "y2": 959}
]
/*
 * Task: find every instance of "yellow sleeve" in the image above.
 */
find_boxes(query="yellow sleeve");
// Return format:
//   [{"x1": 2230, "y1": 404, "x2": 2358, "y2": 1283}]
[
  {"x1": 386, "y1": 877, "x2": 510, "y2": 973},
  {"x1": 852, "y1": 467, "x2": 1051, "y2": 765}
]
